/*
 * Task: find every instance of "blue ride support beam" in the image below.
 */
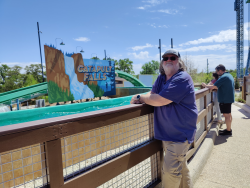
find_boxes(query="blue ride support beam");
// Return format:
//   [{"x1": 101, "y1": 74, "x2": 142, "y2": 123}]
[{"x1": 16, "y1": 99, "x2": 19, "y2": 110}]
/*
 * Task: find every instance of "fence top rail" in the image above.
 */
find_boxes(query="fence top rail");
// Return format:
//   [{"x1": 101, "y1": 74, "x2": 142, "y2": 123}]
[
  {"x1": 0, "y1": 104, "x2": 148, "y2": 136},
  {"x1": 0, "y1": 88, "x2": 211, "y2": 137}
]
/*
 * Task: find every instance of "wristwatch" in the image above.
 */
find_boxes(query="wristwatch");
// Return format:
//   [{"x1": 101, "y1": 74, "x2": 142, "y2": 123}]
[{"x1": 136, "y1": 95, "x2": 141, "y2": 101}]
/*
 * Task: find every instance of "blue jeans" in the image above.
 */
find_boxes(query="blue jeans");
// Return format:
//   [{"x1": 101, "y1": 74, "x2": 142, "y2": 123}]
[{"x1": 213, "y1": 91, "x2": 222, "y2": 121}]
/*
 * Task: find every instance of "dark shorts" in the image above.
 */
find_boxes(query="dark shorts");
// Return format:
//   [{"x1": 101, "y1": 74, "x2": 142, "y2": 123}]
[{"x1": 219, "y1": 103, "x2": 232, "y2": 114}]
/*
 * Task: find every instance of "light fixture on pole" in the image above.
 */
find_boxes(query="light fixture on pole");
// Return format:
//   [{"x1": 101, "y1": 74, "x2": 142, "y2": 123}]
[
  {"x1": 55, "y1": 38, "x2": 65, "y2": 48},
  {"x1": 76, "y1": 46, "x2": 84, "y2": 53}
]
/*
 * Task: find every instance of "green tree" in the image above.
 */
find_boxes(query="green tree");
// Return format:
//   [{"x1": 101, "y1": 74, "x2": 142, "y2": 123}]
[
  {"x1": 23, "y1": 74, "x2": 39, "y2": 87},
  {"x1": 140, "y1": 60, "x2": 160, "y2": 74},
  {"x1": 24, "y1": 64, "x2": 45, "y2": 83},
  {"x1": 235, "y1": 77, "x2": 240, "y2": 89},
  {"x1": 3, "y1": 65, "x2": 24, "y2": 91},
  {"x1": 91, "y1": 57, "x2": 100, "y2": 60},
  {"x1": 0, "y1": 64, "x2": 11, "y2": 85},
  {"x1": 115, "y1": 58, "x2": 135, "y2": 74}
]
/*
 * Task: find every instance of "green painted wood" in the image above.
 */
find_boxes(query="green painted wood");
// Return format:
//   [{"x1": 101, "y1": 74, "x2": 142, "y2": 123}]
[{"x1": 115, "y1": 70, "x2": 146, "y2": 87}]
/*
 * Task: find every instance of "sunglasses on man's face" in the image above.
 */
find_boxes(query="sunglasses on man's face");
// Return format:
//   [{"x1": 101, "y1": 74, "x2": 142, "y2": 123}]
[{"x1": 163, "y1": 56, "x2": 177, "y2": 61}]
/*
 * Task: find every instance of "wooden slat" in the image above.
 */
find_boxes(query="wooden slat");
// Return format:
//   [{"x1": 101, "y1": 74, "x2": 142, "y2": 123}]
[
  {"x1": 186, "y1": 130, "x2": 207, "y2": 160},
  {"x1": 62, "y1": 140, "x2": 162, "y2": 188},
  {"x1": 195, "y1": 88, "x2": 210, "y2": 100},
  {"x1": 46, "y1": 139, "x2": 64, "y2": 188},
  {"x1": 0, "y1": 125, "x2": 58, "y2": 153},
  {"x1": 196, "y1": 109, "x2": 207, "y2": 124},
  {"x1": 204, "y1": 95, "x2": 207, "y2": 131}
]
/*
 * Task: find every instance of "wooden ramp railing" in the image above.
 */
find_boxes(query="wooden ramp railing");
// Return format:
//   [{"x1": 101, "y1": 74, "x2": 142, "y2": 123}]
[{"x1": 0, "y1": 88, "x2": 214, "y2": 188}]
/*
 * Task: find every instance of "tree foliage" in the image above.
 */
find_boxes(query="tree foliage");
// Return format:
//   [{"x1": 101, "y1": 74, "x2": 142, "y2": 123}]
[
  {"x1": 0, "y1": 63, "x2": 45, "y2": 93},
  {"x1": 140, "y1": 60, "x2": 160, "y2": 74},
  {"x1": 115, "y1": 58, "x2": 135, "y2": 75}
]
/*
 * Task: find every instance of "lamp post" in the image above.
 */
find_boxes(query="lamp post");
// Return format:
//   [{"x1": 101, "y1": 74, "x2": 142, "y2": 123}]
[
  {"x1": 104, "y1": 50, "x2": 107, "y2": 60},
  {"x1": 158, "y1": 39, "x2": 161, "y2": 62},
  {"x1": 76, "y1": 46, "x2": 84, "y2": 53},
  {"x1": 55, "y1": 38, "x2": 65, "y2": 48},
  {"x1": 207, "y1": 59, "x2": 209, "y2": 75},
  {"x1": 37, "y1": 22, "x2": 44, "y2": 82}
]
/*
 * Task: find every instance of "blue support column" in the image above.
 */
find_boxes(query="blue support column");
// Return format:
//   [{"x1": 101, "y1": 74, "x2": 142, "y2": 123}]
[{"x1": 16, "y1": 99, "x2": 19, "y2": 110}]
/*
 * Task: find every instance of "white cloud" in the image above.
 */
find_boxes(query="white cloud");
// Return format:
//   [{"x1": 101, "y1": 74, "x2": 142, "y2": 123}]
[
  {"x1": 179, "y1": 22, "x2": 249, "y2": 46},
  {"x1": 128, "y1": 51, "x2": 150, "y2": 59},
  {"x1": 137, "y1": 7, "x2": 145, "y2": 9},
  {"x1": 189, "y1": 54, "x2": 237, "y2": 72},
  {"x1": 74, "y1": 37, "x2": 90, "y2": 42},
  {"x1": 158, "y1": 25, "x2": 168, "y2": 28},
  {"x1": 178, "y1": 44, "x2": 236, "y2": 52},
  {"x1": 158, "y1": 9, "x2": 178, "y2": 14},
  {"x1": 130, "y1": 43, "x2": 154, "y2": 51},
  {"x1": 133, "y1": 63, "x2": 144, "y2": 74},
  {"x1": 142, "y1": 0, "x2": 168, "y2": 5}
]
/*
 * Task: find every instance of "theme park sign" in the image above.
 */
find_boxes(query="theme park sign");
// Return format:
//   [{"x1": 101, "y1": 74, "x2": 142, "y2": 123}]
[
  {"x1": 77, "y1": 65, "x2": 113, "y2": 81},
  {"x1": 44, "y1": 45, "x2": 116, "y2": 104}
]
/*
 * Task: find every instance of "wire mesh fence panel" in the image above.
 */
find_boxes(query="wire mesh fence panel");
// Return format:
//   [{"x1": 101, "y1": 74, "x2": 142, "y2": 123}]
[
  {"x1": 195, "y1": 118, "x2": 205, "y2": 142},
  {"x1": 0, "y1": 143, "x2": 48, "y2": 188},
  {"x1": 206, "y1": 93, "x2": 212, "y2": 123},
  {"x1": 196, "y1": 97, "x2": 204, "y2": 113},
  {"x1": 97, "y1": 153, "x2": 159, "y2": 188},
  {"x1": 61, "y1": 113, "x2": 154, "y2": 181},
  {"x1": 206, "y1": 93, "x2": 211, "y2": 106}
]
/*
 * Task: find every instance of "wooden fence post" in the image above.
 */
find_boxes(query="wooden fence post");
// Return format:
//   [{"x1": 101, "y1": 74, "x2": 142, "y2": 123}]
[{"x1": 45, "y1": 139, "x2": 64, "y2": 188}]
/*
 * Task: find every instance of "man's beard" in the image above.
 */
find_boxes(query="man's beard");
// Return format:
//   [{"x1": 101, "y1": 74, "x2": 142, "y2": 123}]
[{"x1": 163, "y1": 64, "x2": 178, "y2": 75}]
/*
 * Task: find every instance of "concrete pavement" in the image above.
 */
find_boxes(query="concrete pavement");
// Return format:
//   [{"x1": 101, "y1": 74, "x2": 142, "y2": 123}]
[{"x1": 194, "y1": 104, "x2": 250, "y2": 188}]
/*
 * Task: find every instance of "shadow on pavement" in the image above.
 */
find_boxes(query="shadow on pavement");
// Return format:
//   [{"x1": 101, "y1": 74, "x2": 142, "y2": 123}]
[{"x1": 238, "y1": 108, "x2": 250, "y2": 119}]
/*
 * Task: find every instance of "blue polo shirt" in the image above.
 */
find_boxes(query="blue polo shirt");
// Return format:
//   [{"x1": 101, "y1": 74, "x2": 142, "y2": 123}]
[
  {"x1": 152, "y1": 71, "x2": 198, "y2": 144},
  {"x1": 214, "y1": 72, "x2": 235, "y2": 103}
]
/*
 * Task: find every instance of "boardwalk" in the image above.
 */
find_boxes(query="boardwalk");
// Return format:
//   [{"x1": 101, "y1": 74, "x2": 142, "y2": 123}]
[{"x1": 194, "y1": 104, "x2": 250, "y2": 188}]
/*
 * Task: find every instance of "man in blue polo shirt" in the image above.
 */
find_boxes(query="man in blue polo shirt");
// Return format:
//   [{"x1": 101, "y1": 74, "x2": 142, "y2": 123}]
[
  {"x1": 202, "y1": 64, "x2": 234, "y2": 136},
  {"x1": 131, "y1": 49, "x2": 198, "y2": 188}
]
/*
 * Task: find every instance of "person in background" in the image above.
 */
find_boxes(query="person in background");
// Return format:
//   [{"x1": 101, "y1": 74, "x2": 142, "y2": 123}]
[
  {"x1": 202, "y1": 64, "x2": 234, "y2": 135},
  {"x1": 130, "y1": 49, "x2": 198, "y2": 188},
  {"x1": 207, "y1": 72, "x2": 223, "y2": 125}
]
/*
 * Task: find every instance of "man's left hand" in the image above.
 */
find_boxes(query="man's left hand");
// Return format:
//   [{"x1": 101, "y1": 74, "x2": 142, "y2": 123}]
[{"x1": 130, "y1": 94, "x2": 142, "y2": 104}]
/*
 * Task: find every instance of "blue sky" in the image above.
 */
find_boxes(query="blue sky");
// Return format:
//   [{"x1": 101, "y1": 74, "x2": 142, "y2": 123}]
[{"x1": 0, "y1": 0, "x2": 249, "y2": 74}]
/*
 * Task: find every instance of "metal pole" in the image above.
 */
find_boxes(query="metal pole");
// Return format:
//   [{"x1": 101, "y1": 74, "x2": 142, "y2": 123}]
[
  {"x1": 158, "y1": 39, "x2": 161, "y2": 61},
  {"x1": 104, "y1": 50, "x2": 106, "y2": 60},
  {"x1": 207, "y1": 59, "x2": 209, "y2": 75},
  {"x1": 171, "y1": 38, "x2": 173, "y2": 48},
  {"x1": 37, "y1": 22, "x2": 44, "y2": 82}
]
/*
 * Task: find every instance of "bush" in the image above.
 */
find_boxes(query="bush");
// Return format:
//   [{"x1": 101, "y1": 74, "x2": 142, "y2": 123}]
[
  {"x1": 235, "y1": 78, "x2": 240, "y2": 89},
  {"x1": 236, "y1": 98, "x2": 246, "y2": 103}
]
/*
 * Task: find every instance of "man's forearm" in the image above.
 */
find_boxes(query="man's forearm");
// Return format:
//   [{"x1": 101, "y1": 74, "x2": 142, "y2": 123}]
[
  {"x1": 204, "y1": 84, "x2": 217, "y2": 90},
  {"x1": 140, "y1": 93, "x2": 172, "y2": 106}
]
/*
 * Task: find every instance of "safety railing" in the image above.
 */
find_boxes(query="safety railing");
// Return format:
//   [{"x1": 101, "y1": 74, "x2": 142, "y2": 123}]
[
  {"x1": 243, "y1": 75, "x2": 250, "y2": 106},
  {"x1": 0, "y1": 88, "x2": 214, "y2": 188}
]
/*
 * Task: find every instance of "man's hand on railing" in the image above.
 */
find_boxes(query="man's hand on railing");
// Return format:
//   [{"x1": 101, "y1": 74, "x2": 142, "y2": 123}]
[{"x1": 130, "y1": 94, "x2": 143, "y2": 104}]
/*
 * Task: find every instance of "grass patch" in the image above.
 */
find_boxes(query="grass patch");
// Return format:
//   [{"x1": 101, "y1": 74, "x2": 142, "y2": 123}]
[
  {"x1": 87, "y1": 82, "x2": 105, "y2": 97},
  {"x1": 47, "y1": 80, "x2": 74, "y2": 103}
]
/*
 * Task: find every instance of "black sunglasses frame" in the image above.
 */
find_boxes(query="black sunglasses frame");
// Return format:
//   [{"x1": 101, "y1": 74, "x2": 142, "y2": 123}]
[{"x1": 163, "y1": 56, "x2": 177, "y2": 61}]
